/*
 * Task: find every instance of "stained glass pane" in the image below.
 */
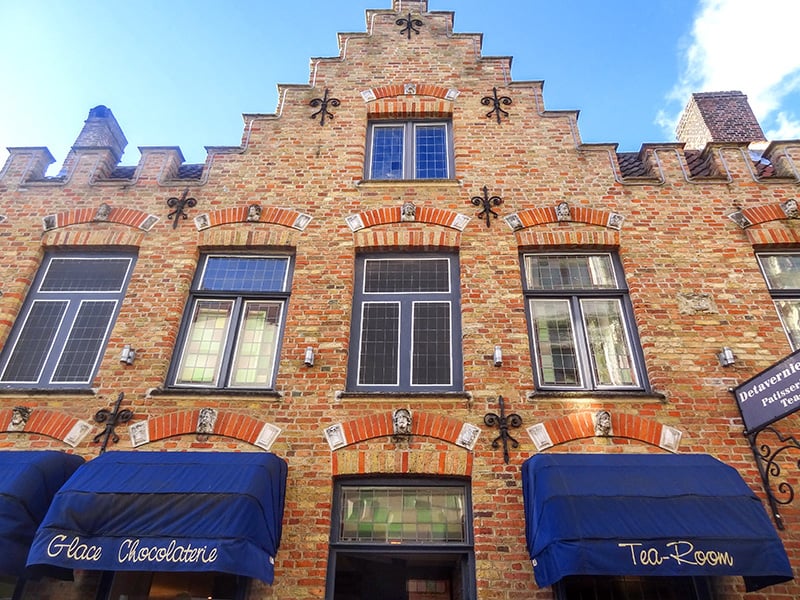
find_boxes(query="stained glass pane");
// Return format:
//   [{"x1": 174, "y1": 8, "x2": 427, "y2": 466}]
[
  {"x1": 339, "y1": 486, "x2": 465, "y2": 543},
  {"x1": 358, "y1": 303, "x2": 399, "y2": 385},
  {"x1": 525, "y1": 255, "x2": 616, "y2": 290},
  {"x1": 581, "y1": 298, "x2": 636, "y2": 387},
  {"x1": 52, "y1": 300, "x2": 116, "y2": 383},
  {"x1": 411, "y1": 302, "x2": 451, "y2": 385},
  {"x1": 0, "y1": 301, "x2": 67, "y2": 382},
  {"x1": 370, "y1": 126, "x2": 404, "y2": 179},
  {"x1": 201, "y1": 256, "x2": 288, "y2": 292},
  {"x1": 415, "y1": 124, "x2": 448, "y2": 178},
  {"x1": 229, "y1": 301, "x2": 282, "y2": 387},
  {"x1": 530, "y1": 299, "x2": 581, "y2": 386},
  {"x1": 175, "y1": 300, "x2": 233, "y2": 385},
  {"x1": 364, "y1": 259, "x2": 450, "y2": 293}
]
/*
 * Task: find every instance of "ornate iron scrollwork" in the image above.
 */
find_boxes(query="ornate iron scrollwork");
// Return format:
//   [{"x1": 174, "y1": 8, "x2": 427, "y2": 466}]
[
  {"x1": 481, "y1": 87, "x2": 512, "y2": 124},
  {"x1": 166, "y1": 188, "x2": 197, "y2": 229},
  {"x1": 93, "y1": 392, "x2": 134, "y2": 453},
  {"x1": 396, "y1": 13, "x2": 423, "y2": 38},
  {"x1": 484, "y1": 395, "x2": 522, "y2": 464},
  {"x1": 309, "y1": 88, "x2": 341, "y2": 127},
  {"x1": 471, "y1": 186, "x2": 503, "y2": 228},
  {"x1": 748, "y1": 425, "x2": 800, "y2": 530}
]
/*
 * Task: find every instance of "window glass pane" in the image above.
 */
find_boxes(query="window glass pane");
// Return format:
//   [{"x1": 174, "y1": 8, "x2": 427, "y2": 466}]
[
  {"x1": 51, "y1": 300, "x2": 116, "y2": 383},
  {"x1": 415, "y1": 124, "x2": 448, "y2": 178},
  {"x1": 581, "y1": 298, "x2": 637, "y2": 387},
  {"x1": 759, "y1": 254, "x2": 800, "y2": 289},
  {"x1": 201, "y1": 256, "x2": 288, "y2": 292},
  {"x1": 775, "y1": 299, "x2": 800, "y2": 349},
  {"x1": 358, "y1": 303, "x2": 400, "y2": 385},
  {"x1": 412, "y1": 302, "x2": 451, "y2": 385},
  {"x1": 109, "y1": 571, "x2": 238, "y2": 599},
  {"x1": 530, "y1": 299, "x2": 581, "y2": 386},
  {"x1": 175, "y1": 300, "x2": 234, "y2": 386},
  {"x1": 229, "y1": 300, "x2": 282, "y2": 387},
  {"x1": 40, "y1": 258, "x2": 131, "y2": 292},
  {"x1": 370, "y1": 126, "x2": 404, "y2": 179},
  {"x1": 364, "y1": 258, "x2": 450, "y2": 293},
  {"x1": 559, "y1": 575, "x2": 701, "y2": 600},
  {"x1": 0, "y1": 301, "x2": 67, "y2": 382},
  {"x1": 526, "y1": 255, "x2": 616, "y2": 290},
  {"x1": 339, "y1": 486, "x2": 465, "y2": 543}
]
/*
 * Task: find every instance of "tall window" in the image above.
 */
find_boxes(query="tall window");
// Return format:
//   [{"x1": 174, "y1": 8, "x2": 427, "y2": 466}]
[
  {"x1": 326, "y1": 479, "x2": 476, "y2": 600},
  {"x1": 169, "y1": 254, "x2": 291, "y2": 390},
  {"x1": 522, "y1": 253, "x2": 646, "y2": 391},
  {"x1": 0, "y1": 253, "x2": 136, "y2": 388},
  {"x1": 366, "y1": 121, "x2": 453, "y2": 180},
  {"x1": 757, "y1": 253, "x2": 800, "y2": 349},
  {"x1": 348, "y1": 254, "x2": 462, "y2": 392}
]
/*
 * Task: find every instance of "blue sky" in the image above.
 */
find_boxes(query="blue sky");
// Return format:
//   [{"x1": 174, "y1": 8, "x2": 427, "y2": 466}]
[{"x1": 1, "y1": 0, "x2": 798, "y2": 172}]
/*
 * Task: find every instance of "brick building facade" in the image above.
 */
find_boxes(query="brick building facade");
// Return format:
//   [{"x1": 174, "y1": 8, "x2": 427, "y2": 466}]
[{"x1": 1, "y1": 1, "x2": 799, "y2": 599}]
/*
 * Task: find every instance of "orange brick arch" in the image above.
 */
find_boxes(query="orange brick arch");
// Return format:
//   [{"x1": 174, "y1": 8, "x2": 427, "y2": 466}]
[
  {"x1": 141, "y1": 409, "x2": 274, "y2": 446},
  {"x1": 534, "y1": 410, "x2": 675, "y2": 450},
  {"x1": 333, "y1": 410, "x2": 468, "y2": 449},
  {"x1": 735, "y1": 203, "x2": 789, "y2": 228},
  {"x1": 43, "y1": 206, "x2": 157, "y2": 231},
  {"x1": 198, "y1": 205, "x2": 309, "y2": 230},
  {"x1": 511, "y1": 205, "x2": 622, "y2": 230},
  {"x1": 363, "y1": 83, "x2": 456, "y2": 119},
  {"x1": 0, "y1": 407, "x2": 86, "y2": 445},
  {"x1": 348, "y1": 206, "x2": 467, "y2": 231}
]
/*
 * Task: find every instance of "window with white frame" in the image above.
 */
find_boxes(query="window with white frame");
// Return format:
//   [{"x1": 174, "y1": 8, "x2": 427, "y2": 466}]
[
  {"x1": 757, "y1": 252, "x2": 800, "y2": 349},
  {"x1": 365, "y1": 120, "x2": 454, "y2": 180},
  {"x1": 347, "y1": 254, "x2": 462, "y2": 392},
  {"x1": 0, "y1": 253, "x2": 136, "y2": 388},
  {"x1": 522, "y1": 253, "x2": 646, "y2": 391},
  {"x1": 169, "y1": 254, "x2": 291, "y2": 390}
]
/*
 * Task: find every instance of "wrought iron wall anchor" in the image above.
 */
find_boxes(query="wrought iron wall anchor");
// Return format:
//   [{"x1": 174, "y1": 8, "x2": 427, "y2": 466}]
[
  {"x1": 481, "y1": 87, "x2": 512, "y2": 124},
  {"x1": 93, "y1": 392, "x2": 134, "y2": 453},
  {"x1": 309, "y1": 88, "x2": 341, "y2": 127},
  {"x1": 471, "y1": 186, "x2": 503, "y2": 228},
  {"x1": 166, "y1": 188, "x2": 197, "y2": 229},
  {"x1": 484, "y1": 395, "x2": 522, "y2": 464},
  {"x1": 747, "y1": 425, "x2": 800, "y2": 530},
  {"x1": 396, "y1": 13, "x2": 423, "y2": 38}
]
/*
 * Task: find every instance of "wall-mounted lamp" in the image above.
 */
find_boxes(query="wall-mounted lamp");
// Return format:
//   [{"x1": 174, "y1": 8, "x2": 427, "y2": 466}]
[
  {"x1": 717, "y1": 347, "x2": 735, "y2": 367},
  {"x1": 304, "y1": 347, "x2": 315, "y2": 367},
  {"x1": 120, "y1": 345, "x2": 136, "y2": 365},
  {"x1": 493, "y1": 345, "x2": 503, "y2": 367}
]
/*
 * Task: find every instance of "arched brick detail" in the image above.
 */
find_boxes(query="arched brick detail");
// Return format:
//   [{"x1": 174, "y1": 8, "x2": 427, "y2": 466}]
[
  {"x1": 0, "y1": 408, "x2": 85, "y2": 444},
  {"x1": 354, "y1": 227, "x2": 461, "y2": 250},
  {"x1": 512, "y1": 205, "x2": 619, "y2": 229},
  {"x1": 43, "y1": 206, "x2": 156, "y2": 231},
  {"x1": 745, "y1": 220, "x2": 800, "y2": 246},
  {"x1": 365, "y1": 84, "x2": 455, "y2": 101},
  {"x1": 329, "y1": 412, "x2": 474, "y2": 476},
  {"x1": 199, "y1": 205, "x2": 309, "y2": 230},
  {"x1": 737, "y1": 203, "x2": 790, "y2": 228},
  {"x1": 535, "y1": 411, "x2": 669, "y2": 449},
  {"x1": 364, "y1": 84, "x2": 455, "y2": 118},
  {"x1": 143, "y1": 410, "x2": 276, "y2": 446},
  {"x1": 42, "y1": 228, "x2": 145, "y2": 248},
  {"x1": 349, "y1": 206, "x2": 466, "y2": 230}
]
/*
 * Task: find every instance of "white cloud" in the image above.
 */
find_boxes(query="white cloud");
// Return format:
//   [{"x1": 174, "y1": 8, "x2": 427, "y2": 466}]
[{"x1": 660, "y1": 0, "x2": 800, "y2": 140}]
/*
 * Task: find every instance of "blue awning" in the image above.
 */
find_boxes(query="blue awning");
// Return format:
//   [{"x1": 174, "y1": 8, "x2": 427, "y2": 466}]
[
  {"x1": 0, "y1": 451, "x2": 84, "y2": 577},
  {"x1": 26, "y1": 451, "x2": 287, "y2": 584},
  {"x1": 522, "y1": 453, "x2": 793, "y2": 592}
]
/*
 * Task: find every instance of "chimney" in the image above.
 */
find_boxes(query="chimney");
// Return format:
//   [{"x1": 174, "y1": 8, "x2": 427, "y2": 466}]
[
  {"x1": 676, "y1": 91, "x2": 766, "y2": 150},
  {"x1": 59, "y1": 105, "x2": 128, "y2": 177}
]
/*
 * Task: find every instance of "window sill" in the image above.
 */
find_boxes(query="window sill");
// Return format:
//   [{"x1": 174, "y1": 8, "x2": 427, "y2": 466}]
[
  {"x1": 0, "y1": 387, "x2": 97, "y2": 395},
  {"x1": 148, "y1": 387, "x2": 283, "y2": 399},
  {"x1": 527, "y1": 389, "x2": 667, "y2": 403},
  {"x1": 356, "y1": 179, "x2": 462, "y2": 188},
  {"x1": 336, "y1": 390, "x2": 472, "y2": 401}
]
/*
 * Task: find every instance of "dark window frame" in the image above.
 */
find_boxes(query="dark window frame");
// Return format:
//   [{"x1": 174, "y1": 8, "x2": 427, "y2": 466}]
[
  {"x1": 756, "y1": 252, "x2": 800, "y2": 350},
  {"x1": 347, "y1": 253, "x2": 463, "y2": 393},
  {"x1": 554, "y1": 574, "x2": 715, "y2": 600},
  {"x1": 521, "y1": 252, "x2": 649, "y2": 392},
  {"x1": 326, "y1": 477, "x2": 476, "y2": 600},
  {"x1": 167, "y1": 253, "x2": 293, "y2": 391},
  {"x1": 0, "y1": 251, "x2": 136, "y2": 390},
  {"x1": 365, "y1": 120, "x2": 455, "y2": 180}
]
